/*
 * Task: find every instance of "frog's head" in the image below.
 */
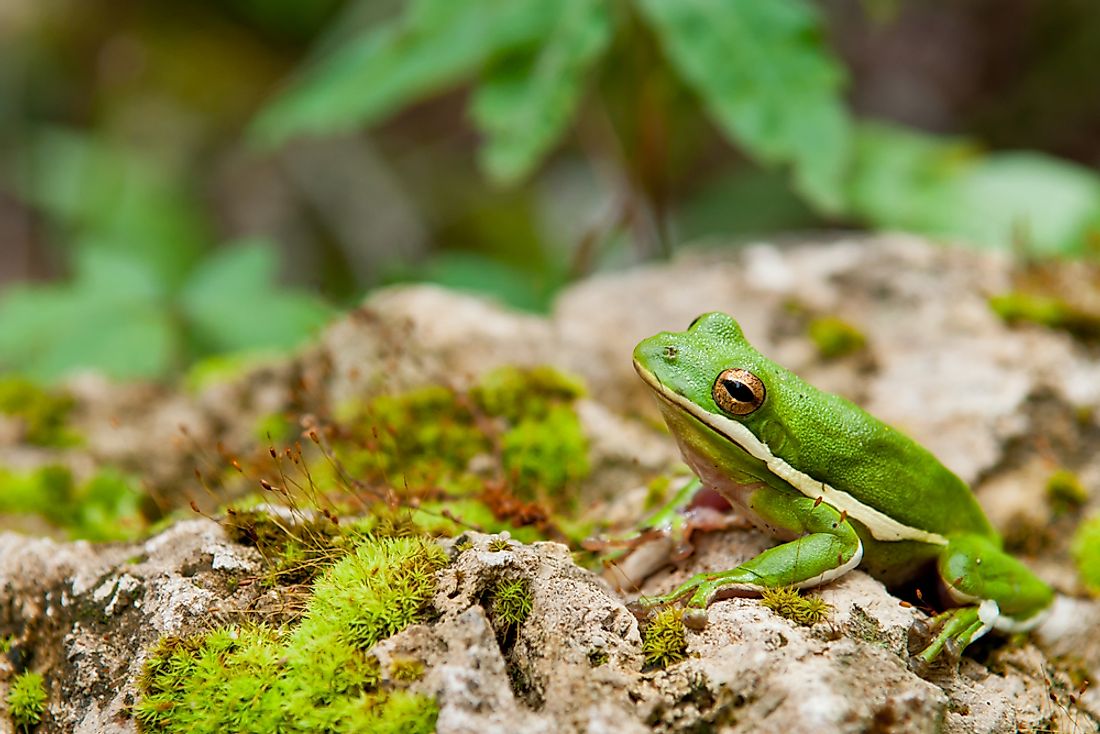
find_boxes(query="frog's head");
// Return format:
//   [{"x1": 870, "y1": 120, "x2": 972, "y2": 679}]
[
  {"x1": 633, "y1": 312, "x2": 795, "y2": 487},
  {"x1": 633, "y1": 312, "x2": 776, "y2": 421}
]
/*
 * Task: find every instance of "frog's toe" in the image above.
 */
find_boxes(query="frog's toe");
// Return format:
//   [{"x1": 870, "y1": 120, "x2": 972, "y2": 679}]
[
  {"x1": 683, "y1": 608, "x2": 708, "y2": 630},
  {"x1": 626, "y1": 599, "x2": 654, "y2": 621},
  {"x1": 906, "y1": 617, "x2": 936, "y2": 656}
]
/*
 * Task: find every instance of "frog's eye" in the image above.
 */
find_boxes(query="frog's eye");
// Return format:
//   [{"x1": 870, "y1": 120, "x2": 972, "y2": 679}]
[{"x1": 713, "y1": 368, "x2": 765, "y2": 416}]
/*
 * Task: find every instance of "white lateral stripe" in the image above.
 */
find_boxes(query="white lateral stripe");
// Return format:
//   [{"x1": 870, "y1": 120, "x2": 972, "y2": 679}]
[
  {"x1": 793, "y1": 539, "x2": 864, "y2": 590},
  {"x1": 642, "y1": 369, "x2": 948, "y2": 546}
]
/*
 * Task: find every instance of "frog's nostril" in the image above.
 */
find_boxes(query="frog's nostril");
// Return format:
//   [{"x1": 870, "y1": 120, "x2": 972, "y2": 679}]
[{"x1": 663, "y1": 345, "x2": 678, "y2": 361}]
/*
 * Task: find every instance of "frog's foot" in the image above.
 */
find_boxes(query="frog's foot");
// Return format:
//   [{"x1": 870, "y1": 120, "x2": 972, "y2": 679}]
[
  {"x1": 908, "y1": 604, "x2": 995, "y2": 675},
  {"x1": 631, "y1": 489, "x2": 863, "y2": 630},
  {"x1": 909, "y1": 534, "x2": 1055, "y2": 674},
  {"x1": 592, "y1": 478, "x2": 750, "y2": 588}
]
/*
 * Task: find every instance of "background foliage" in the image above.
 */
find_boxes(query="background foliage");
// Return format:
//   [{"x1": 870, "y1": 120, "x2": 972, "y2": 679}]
[{"x1": 2, "y1": 0, "x2": 1099, "y2": 380}]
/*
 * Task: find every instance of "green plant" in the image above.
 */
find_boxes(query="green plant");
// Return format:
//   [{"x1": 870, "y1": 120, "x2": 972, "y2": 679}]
[
  {"x1": 806, "y1": 316, "x2": 867, "y2": 361},
  {"x1": 0, "y1": 131, "x2": 332, "y2": 382},
  {"x1": 255, "y1": 2, "x2": 1100, "y2": 259},
  {"x1": 133, "y1": 535, "x2": 446, "y2": 733},
  {"x1": 0, "y1": 465, "x2": 144, "y2": 541},
  {"x1": 1071, "y1": 515, "x2": 1100, "y2": 596},
  {"x1": 641, "y1": 607, "x2": 687, "y2": 669},
  {"x1": 8, "y1": 670, "x2": 47, "y2": 730},
  {"x1": 490, "y1": 578, "x2": 533, "y2": 630},
  {"x1": 0, "y1": 377, "x2": 80, "y2": 447},
  {"x1": 256, "y1": 0, "x2": 846, "y2": 214},
  {"x1": 759, "y1": 586, "x2": 831, "y2": 626},
  {"x1": 1046, "y1": 469, "x2": 1089, "y2": 515}
]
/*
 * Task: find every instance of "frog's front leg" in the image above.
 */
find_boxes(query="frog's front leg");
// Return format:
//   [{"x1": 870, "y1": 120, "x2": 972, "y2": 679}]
[
  {"x1": 911, "y1": 534, "x2": 1053, "y2": 670},
  {"x1": 639, "y1": 487, "x2": 861, "y2": 628}
]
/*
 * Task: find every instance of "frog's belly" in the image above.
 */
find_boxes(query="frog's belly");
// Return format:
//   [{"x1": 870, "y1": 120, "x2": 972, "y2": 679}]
[{"x1": 682, "y1": 452, "x2": 799, "y2": 542}]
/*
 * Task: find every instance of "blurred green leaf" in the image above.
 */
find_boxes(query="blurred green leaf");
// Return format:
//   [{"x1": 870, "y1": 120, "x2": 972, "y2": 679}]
[
  {"x1": 388, "y1": 251, "x2": 562, "y2": 312},
  {"x1": 847, "y1": 123, "x2": 1100, "y2": 255},
  {"x1": 22, "y1": 130, "x2": 207, "y2": 289},
  {"x1": 180, "y1": 239, "x2": 334, "y2": 353},
  {"x1": 471, "y1": 0, "x2": 612, "y2": 184},
  {"x1": 0, "y1": 250, "x2": 177, "y2": 381},
  {"x1": 253, "y1": 0, "x2": 561, "y2": 145},
  {"x1": 959, "y1": 154, "x2": 1100, "y2": 256},
  {"x1": 636, "y1": 0, "x2": 850, "y2": 213}
]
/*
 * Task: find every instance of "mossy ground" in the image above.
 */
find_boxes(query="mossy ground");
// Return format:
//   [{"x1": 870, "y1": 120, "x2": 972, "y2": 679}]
[
  {"x1": 641, "y1": 607, "x2": 688, "y2": 669},
  {"x1": 0, "y1": 464, "x2": 145, "y2": 541},
  {"x1": 133, "y1": 365, "x2": 594, "y2": 732},
  {"x1": 133, "y1": 535, "x2": 446, "y2": 734},
  {"x1": 759, "y1": 586, "x2": 831, "y2": 626},
  {"x1": 279, "y1": 365, "x2": 592, "y2": 545},
  {"x1": 0, "y1": 377, "x2": 80, "y2": 448}
]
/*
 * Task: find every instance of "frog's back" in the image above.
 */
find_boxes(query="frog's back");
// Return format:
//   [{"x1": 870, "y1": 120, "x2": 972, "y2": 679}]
[{"x1": 750, "y1": 365, "x2": 996, "y2": 542}]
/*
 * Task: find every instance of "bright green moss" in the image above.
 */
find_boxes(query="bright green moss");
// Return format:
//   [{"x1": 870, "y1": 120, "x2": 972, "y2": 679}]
[
  {"x1": 470, "y1": 365, "x2": 585, "y2": 422},
  {"x1": 134, "y1": 536, "x2": 446, "y2": 734},
  {"x1": 389, "y1": 658, "x2": 425, "y2": 683},
  {"x1": 807, "y1": 317, "x2": 867, "y2": 360},
  {"x1": 8, "y1": 670, "x2": 46, "y2": 730},
  {"x1": 1046, "y1": 469, "x2": 1089, "y2": 514},
  {"x1": 0, "y1": 465, "x2": 144, "y2": 541},
  {"x1": 328, "y1": 366, "x2": 590, "y2": 541},
  {"x1": 642, "y1": 607, "x2": 688, "y2": 669},
  {"x1": 1071, "y1": 515, "x2": 1100, "y2": 596},
  {"x1": 989, "y1": 292, "x2": 1100, "y2": 341},
  {"x1": 500, "y1": 405, "x2": 589, "y2": 504},
  {"x1": 490, "y1": 578, "x2": 532, "y2": 630},
  {"x1": 760, "y1": 586, "x2": 831, "y2": 626},
  {"x1": 0, "y1": 377, "x2": 79, "y2": 447}
]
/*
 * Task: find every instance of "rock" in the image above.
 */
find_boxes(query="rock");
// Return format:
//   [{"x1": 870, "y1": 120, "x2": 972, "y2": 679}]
[{"x1": 3, "y1": 234, "x2": 1100, "y2": 732}]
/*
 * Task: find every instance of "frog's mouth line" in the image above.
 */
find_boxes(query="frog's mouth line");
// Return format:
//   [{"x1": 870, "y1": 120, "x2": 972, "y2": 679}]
[{"x1": 632, "y1": 359, "x2": 948, "y2": 547}]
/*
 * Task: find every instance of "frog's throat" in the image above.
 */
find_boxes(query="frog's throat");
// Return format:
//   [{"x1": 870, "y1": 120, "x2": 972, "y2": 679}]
[{"x1": 635, "y1": 362, "x2": 948, "y2": 546}]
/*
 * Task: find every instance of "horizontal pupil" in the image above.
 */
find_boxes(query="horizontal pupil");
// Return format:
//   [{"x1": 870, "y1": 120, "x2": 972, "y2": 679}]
[{"x1": 723, "y1": 378, "x2": 755, "y2": 403}]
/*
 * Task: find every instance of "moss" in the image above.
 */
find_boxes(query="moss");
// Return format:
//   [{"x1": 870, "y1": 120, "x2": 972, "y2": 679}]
[
  {"x1": 8, "y1": 670, "x2": 47, "y2": 730},
  {"x1": 487, "y1": 536, "x2": 512, "y2": 553},
  {"x1": 807, "y1": 317, "x2": 867, "y2": 360},
  {"x1": 1046, "y1": 469, "x2": 1089, "y2": 515},
  {"x1": 389, "y1": 658, "x2": 424, "y2": 683},
  {"x1": 469, "y1": 365, "x2": 585, "y2": 423},
  {"x1": 587, "y1": 649, "x2": 609, "y2": 667},
  {"x1": 1071, "y1": 515, "x2": 1100, "y2": 596},
  {"x1": 252, "y1": 412, "x2": 296, "y2": 444},
  {"x1": 989, "y1": 292, "x2": 1100, "y2": 341},
  {"x1": 500, "y1": 404, "x2": 589, "y2": 504},
  {"x1": 642, "y1": 607, "x2": 688, "y2": 669},
  {"x1": 134, "y1": 536, "x2": 446, "y2": 734},
  {"x1": 0, "y1": 465, "x2": 144, "y2": 541},
  {"x1": 0, "y1": 377, "x2": 80, "y2": 447},
  {"x1": 0, "y1": 634, "x2": 13, "y2": 653},
  {"x1": 223, "y1": 508, "x2": 351, "y2": 587},
  {"x1": 759, "y1": 586, "x2": 831, "y2": 626},
  {"x1": 327, "y1": 366, "x2": 590, "y2": 542},
  {"x1": 490, "y1": 578, "x2": 532, "y2": 630}
]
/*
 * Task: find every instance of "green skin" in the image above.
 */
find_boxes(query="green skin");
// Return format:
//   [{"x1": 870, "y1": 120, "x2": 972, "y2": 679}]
[{"x1": 633, "y1": 312, "x2": 1053, "y2": 665}]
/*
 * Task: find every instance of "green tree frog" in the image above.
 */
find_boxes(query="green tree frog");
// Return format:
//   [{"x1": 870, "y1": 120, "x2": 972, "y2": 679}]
[{"x1": 632, "y1": 312, "x2": 1053, "y2": 667}]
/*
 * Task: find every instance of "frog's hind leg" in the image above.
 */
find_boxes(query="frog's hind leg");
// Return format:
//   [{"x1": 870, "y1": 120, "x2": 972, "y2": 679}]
[
  {"x1": 639, "y1": 487, "x2": 862, "y2": 627},
  {"x1": 913, "y1": 534, "x2": 1054, "y2": 669}
]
